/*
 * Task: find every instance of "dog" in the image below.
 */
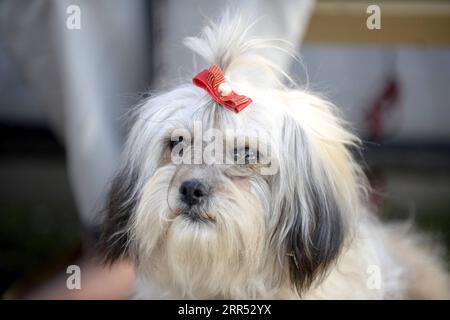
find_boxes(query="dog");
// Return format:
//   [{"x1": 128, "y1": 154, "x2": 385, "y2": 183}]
[{"x1": 99, "y1": 13, "x2": 450, "y2": 299}]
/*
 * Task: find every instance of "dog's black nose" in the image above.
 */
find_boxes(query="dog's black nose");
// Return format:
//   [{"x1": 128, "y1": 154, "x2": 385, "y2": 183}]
[{"x1": 179, "y1": 179, "x2": 209, "y2": 206}]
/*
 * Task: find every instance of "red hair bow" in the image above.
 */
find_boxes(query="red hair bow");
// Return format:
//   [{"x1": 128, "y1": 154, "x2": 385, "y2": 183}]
[{"x1": 192, "y1": 64, "x2": 252, "y2": 113}]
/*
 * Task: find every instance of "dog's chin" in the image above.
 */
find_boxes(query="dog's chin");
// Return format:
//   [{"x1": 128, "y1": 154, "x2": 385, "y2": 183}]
[
  {"x1": 158, "y1": 213, "x2": 224, "y2": 297},
  {"x1": 141, "y1": 199, "x2": 266, "y2": 298}
]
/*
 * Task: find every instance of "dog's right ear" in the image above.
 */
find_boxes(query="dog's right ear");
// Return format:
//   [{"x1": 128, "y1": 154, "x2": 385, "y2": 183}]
[{"x1": 98, "y1": 166, "x2": 138, "y2": 264}]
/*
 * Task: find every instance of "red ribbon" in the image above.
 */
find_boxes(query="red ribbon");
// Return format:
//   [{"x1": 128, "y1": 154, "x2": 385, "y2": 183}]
[{"x1": 192, "y1": 64, "x2": 252, "y2": 113}]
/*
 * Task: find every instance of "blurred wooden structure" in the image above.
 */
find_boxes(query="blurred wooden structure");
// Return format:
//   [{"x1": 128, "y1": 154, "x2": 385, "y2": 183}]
[{"x1": 304, "y1": 0, "x2": 450, "y2": 45}]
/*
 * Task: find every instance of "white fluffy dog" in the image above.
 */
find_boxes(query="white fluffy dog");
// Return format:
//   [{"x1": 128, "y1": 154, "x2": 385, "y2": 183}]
[{"x1": 99, "y1": 13, "x2": 449, "y2": 299}]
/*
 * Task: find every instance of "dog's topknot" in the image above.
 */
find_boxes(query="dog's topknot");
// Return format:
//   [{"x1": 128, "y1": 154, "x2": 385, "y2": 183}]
[{"x1": 183, "y1": 11, "x2": 296, "y2": 89}]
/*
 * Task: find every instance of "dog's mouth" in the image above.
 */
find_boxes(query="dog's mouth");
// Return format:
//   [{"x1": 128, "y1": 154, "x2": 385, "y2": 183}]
[{"x1": 179, "y1": 209, "x2": 215, "y2": 223}]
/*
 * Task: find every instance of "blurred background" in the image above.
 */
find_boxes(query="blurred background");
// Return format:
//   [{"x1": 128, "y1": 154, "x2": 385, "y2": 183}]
[{"x1": 0, "y1": 0, "x2": 449, "y2": 298}]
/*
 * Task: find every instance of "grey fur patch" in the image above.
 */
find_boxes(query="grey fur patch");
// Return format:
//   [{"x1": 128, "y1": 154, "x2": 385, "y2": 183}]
[
  {"x1": 275, "y1": 117, "x2": 345, "y2": 294},
  {"x1": 98, "y1": 167, "x2": 138, "y2": 264}
]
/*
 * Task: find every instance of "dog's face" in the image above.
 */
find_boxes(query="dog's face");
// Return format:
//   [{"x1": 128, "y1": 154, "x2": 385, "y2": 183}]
[
  {"x1": 100, "y1": 83, "x2": 363, "y2": 298},
  {"x1": 99, "y1": 14, "x2": 364, "y2": 298}
]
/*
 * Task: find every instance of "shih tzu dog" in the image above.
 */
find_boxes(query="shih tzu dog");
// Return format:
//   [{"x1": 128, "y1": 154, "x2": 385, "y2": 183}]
[{"x1": 99, "y1": 13, "x2": 449, "y2": 299}]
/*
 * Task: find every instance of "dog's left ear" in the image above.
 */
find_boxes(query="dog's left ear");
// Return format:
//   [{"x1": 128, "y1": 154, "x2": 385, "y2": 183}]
[{"x1": 272, "y1": 102, "x2": 362, "y2": 295}]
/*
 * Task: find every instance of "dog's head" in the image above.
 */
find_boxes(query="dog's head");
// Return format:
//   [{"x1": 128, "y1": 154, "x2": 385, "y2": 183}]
[{"x1": 99, "y1": 13, "x2": 365, "y2": 298}]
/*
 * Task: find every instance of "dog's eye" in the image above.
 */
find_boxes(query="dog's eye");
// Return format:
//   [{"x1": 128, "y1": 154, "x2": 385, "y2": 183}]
[
  {"x1": 234, "y1": 147, "x2": 259, "y2": 164},
  {"x1": 170, "y1": 136, "x2": 185, "y2": 157},
  {"x1": 170, "y1": 136, "x2": 184, "y2": 149}
]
